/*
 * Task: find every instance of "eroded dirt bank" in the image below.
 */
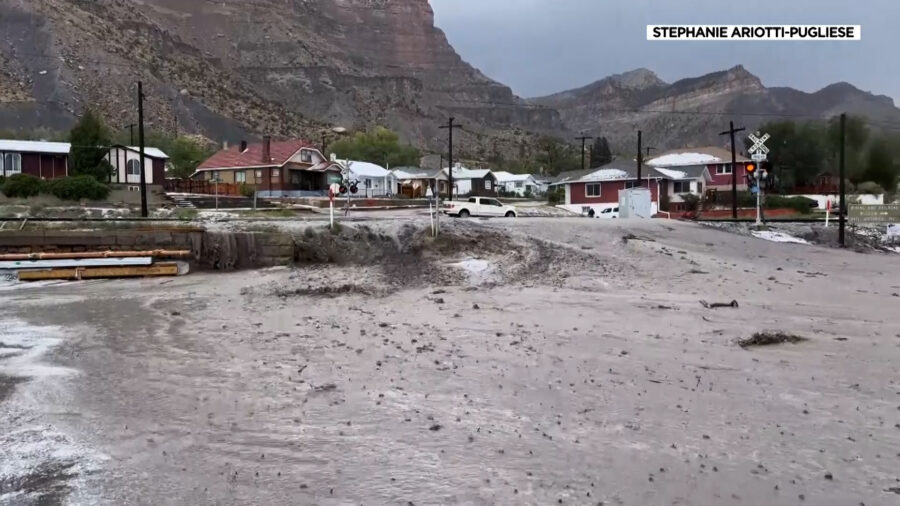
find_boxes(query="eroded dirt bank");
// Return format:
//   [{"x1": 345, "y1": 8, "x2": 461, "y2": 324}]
[{"x1": 2, "y1": 218, "x2": 900, "y2": 505}]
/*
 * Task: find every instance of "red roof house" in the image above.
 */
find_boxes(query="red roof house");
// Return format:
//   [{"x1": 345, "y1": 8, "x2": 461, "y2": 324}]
[{"x1": 192, "y1": 137, "x2": 342, "y2": 193}]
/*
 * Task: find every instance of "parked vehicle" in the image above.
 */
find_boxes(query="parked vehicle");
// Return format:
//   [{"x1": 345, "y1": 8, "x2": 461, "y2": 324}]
[
  {"x1": 444, "y1": 197, "x2": 517, "y2": 218},
  {"x1": 599, "y1": 206, "x2": 619, "y2": 219},
  {"x1": 585, "y1": 206, "x2": 619, "y2": 218}
]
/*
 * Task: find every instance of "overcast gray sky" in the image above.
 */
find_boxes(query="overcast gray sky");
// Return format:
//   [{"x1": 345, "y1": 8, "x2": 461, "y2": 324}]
[{"x1": 430, "y1": 0, "x2": 895, "y2": 102}]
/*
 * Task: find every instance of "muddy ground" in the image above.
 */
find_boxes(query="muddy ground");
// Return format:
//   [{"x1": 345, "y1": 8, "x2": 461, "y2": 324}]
[{"x1": 2, "y1": 217, "x2": 900, "y2": 505}]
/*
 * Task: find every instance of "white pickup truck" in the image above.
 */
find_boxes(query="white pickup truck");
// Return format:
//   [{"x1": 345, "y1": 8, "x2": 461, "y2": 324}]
[{"x1": 444, "y1": 197, "x2": 518, "y2": 218}]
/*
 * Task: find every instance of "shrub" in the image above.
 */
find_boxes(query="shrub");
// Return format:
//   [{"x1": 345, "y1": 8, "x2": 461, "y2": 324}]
[
  {"x1": 175, "y1": 208, "x2": 198, "y2": 221},
  {"x1": 239, "y1": 183, "x2": 256, "y2": 199},
  {"x1": 680, "y1": 193, "x2": 700, "y2": 212},
  {"x1": 47, "y1": 176, "x2": 110, "y2": 201},
  {"x1": 547, "y1": 187, "x2": 564, "y2": 205},
  {"x1": 765, "y1": 195, "x2": 816, "y2": 214},
  {"x1": 2, "y1": 174, "x2": 45, "y2": 198},
  {"x1": 856, "y1": 181, "x2": 885, "y2": 194}
]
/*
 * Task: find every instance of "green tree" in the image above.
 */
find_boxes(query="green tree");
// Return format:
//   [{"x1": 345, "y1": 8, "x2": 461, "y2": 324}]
[
  {"x1": 330, "y1": 127, "x2": 420, "y2": 168},
  {"x1": 826, "y1": 115, "x2": 869, "y2": 183},
  {"x1": 752, "y1": 120, "x2": 826, "y2": 187},
  {"x1": 69, "y1": 110, "x2": 112, "y2": 181},
  {"x1": 863, "y1": 136, "x2": 897, "y2": 191},
  {"x1": 590, "y1": 137, "x2": 612, "y2": 166},
  {"x1": 535, "y1": 137, "x2": 581, "y2": 175},
  {"x1": 168, "y1": 136, "x2": 214, "y2": 178}
]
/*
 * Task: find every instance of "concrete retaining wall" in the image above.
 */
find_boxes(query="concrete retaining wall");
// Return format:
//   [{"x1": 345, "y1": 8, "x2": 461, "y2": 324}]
[{"x1": 0, "y1": 228, "x2": 296, "y2": 270}]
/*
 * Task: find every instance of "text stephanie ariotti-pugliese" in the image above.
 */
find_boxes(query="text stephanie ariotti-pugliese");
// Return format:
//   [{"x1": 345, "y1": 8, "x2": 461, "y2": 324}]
[{"x1": 647, "y1": 25, "x2": 861, "y2": 41}]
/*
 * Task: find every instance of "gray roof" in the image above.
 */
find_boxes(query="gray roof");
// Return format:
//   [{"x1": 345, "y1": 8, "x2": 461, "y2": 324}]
[
  {"x1": 551, "y1": 162, "x2": 660, "y2": 185},
  {"x1": 392, "y1": 166, "x2": 446, "y2": 180},
  {"x1": 651, "y1": 165, "x2": 709, "y2": 180}
]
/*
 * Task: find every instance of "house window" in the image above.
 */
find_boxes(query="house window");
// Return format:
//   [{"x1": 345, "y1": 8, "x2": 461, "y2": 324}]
[
  {"x1": 255, "y1": 170, "x2": 263, "y2": 179},
  {"x1": 716, "y1": 164, "x2": 732, "y2": 175},
  {"x1": 673, "y1": 181, "x2": 692, "y2": 194},
  {"x1": 210, "y1": 171, "x2": 220, "y2": 181},
  {"x1": 272, "y1": 168, "x2": 280, "y2": 178},
  {"x1": 624, "y1": 181, "x2": 639, "y2": 189},
  {"x1": 126, "y1": 159, "x2": 141, "y2": 176},
  {"x1": 586, "y1": 183, "x2": 601, "y2": 197},
  {"x1": 485, "y1": 180, "x2": 492, "y2": 190},
  {"x1": 697, "y1": 182, "x2": 703, "y2": 194},
  {"x1": 2, "y1": 153, "x2": 22, "y2": 175},
  {"x1": 235, "y1": 171, "x2": 246, "y2": 183},
  {"x1": 515, "y1": 181, "x2": 524, "y2": 188},
  {"x1": 300, "y1": 150, "x2": 312, "y2": 163}
]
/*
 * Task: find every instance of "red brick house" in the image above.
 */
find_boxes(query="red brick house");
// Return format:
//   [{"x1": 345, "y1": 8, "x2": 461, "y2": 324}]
[
  {"x1": 550, "y1": 162, "x2": 662, "y2": 215},
  {"x1": 0, "y1": 140, "x2": 69, "y2": 179},
  {"x1": 192, "y1": 137, "x2": 342, "y2": 194},
  {"x1": 647, "y1": 147, "x2": 751, "y2": 191}
]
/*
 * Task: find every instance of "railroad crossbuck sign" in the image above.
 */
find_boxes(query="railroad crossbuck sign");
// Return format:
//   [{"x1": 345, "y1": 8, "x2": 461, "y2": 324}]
[{"x1": 748, "y1": 132, "x2": 770, "y2": 162}]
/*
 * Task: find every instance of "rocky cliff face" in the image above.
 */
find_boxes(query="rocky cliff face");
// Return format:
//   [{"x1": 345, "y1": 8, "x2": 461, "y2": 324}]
[
  {"x1": 532, "y1": 65, "x2": 900, "y2": 153},
  {"x1": 0, "y1": 0, "x2": 560, "y2": 153},
  {"x1": 2, "y1": 2, "x2": 896, "y2": 158}
]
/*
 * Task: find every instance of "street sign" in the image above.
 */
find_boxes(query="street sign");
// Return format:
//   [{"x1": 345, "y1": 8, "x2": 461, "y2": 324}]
[
  {"x1": 848, "y1": 204, "x2": 900, "y2": 224},
  {"x1": 751, "y1": 153, "x2": 767, "y2": 162}
]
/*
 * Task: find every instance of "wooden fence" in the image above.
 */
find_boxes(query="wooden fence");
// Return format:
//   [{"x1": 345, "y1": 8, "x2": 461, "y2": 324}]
[{"x1": 163, "y1": 179, "x2": 244, "y2": 196}]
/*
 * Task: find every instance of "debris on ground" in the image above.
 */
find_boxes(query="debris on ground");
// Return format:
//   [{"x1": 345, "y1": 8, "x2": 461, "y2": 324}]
[
  {"x1": 312, "y1": 383, "x2": 338, "y2": 392},
  {"x1": 622, "y1": 233, "x2": 655, "y2": 244},
  {"x1": 738, "y1": 332, "x2": 809, "y2": 348},
  {"x1": 700, "y1": 300, "x2": 739, "y2": 309}
]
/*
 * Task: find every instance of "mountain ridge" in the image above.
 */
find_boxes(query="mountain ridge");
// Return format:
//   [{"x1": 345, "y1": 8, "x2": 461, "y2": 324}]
[
  {"x1": 0, "y1": 0, "x2": 561, "y2": 155},
  {"x1": 0, "y1": 1, "x2": 897, "y2": 159},
  {"x1": 530, "y1": 65, "x2": 900, "y2": 152}
]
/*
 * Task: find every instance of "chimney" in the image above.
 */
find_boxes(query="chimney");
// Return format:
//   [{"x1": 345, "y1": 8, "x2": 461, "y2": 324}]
[
  {"x1": 262, "y1": 136, "x2": 271, "y2": 164},
  {"x1": 330, "y1": 153, "x2": 337, "y2": 162},
  {"x1": 239, "y1": 140, "x2": 248, "y2": 152}
]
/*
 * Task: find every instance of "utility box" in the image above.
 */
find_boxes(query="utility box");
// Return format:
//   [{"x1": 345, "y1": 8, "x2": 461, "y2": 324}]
[{"x1": 618, "y1": 187, "x2": 653, "y2": 219}]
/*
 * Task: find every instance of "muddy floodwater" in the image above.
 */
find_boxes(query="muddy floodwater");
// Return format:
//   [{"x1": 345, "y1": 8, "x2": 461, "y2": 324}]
[{"x1": 2, "y1": 218, "x2": 900, "y2": 505}]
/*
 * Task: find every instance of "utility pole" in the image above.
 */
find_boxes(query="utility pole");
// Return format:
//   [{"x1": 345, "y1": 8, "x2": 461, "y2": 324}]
[
  {"x1": 125, "y1": 123, "x2": 136, "y2": 145},
  {"x1": 576, "y1": 135, "x2": 593, "y2": 171},
  {"x1": 839, "y1": 113, "x2": 847, "y2": 247},
  {"x1": 439, "y1": 117, "x2": 461, "y2": 200},
  {"x1": 137, "y1": 82, "x2": 148, "y2": 218},
  {"x1": 720, "y1": 121, "x2": 746, "y2": 219},
  {"x1": 636, "y1": 131, "x2": 643, "y2": 186},
  {"x1": 321, "y1": 132, "x2": 327, "y2": 155},
  {"x1": 172, "y1": 99, "x2": 179, "y2": 137}
]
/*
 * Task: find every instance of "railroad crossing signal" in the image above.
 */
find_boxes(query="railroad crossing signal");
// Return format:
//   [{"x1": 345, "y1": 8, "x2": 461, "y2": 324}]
[{"x1": 748, "y1": 132, "x2": 770, "y2": 156}]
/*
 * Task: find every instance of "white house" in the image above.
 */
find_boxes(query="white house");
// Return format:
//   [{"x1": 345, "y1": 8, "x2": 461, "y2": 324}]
[
  {"x1": 494, "y1": 171, "x2": 541, "y2": 196},
  {"x1": 338, "y1": 160, "x2": 396, "y2": 197},
  {"x1": 104, "y1": 145, "x2": 169, "y2": 185},
  {"x1": 653, "y1": 166, "x2": 712, "y2": 209},
  {"x1": 391, "y1": 167, "x2": 448, "y2": 198}
]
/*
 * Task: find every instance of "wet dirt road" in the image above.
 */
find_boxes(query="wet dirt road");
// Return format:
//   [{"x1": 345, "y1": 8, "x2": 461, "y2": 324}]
[{"x1": 2, "y1": 218, "x2": 900, "y2": 505}]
